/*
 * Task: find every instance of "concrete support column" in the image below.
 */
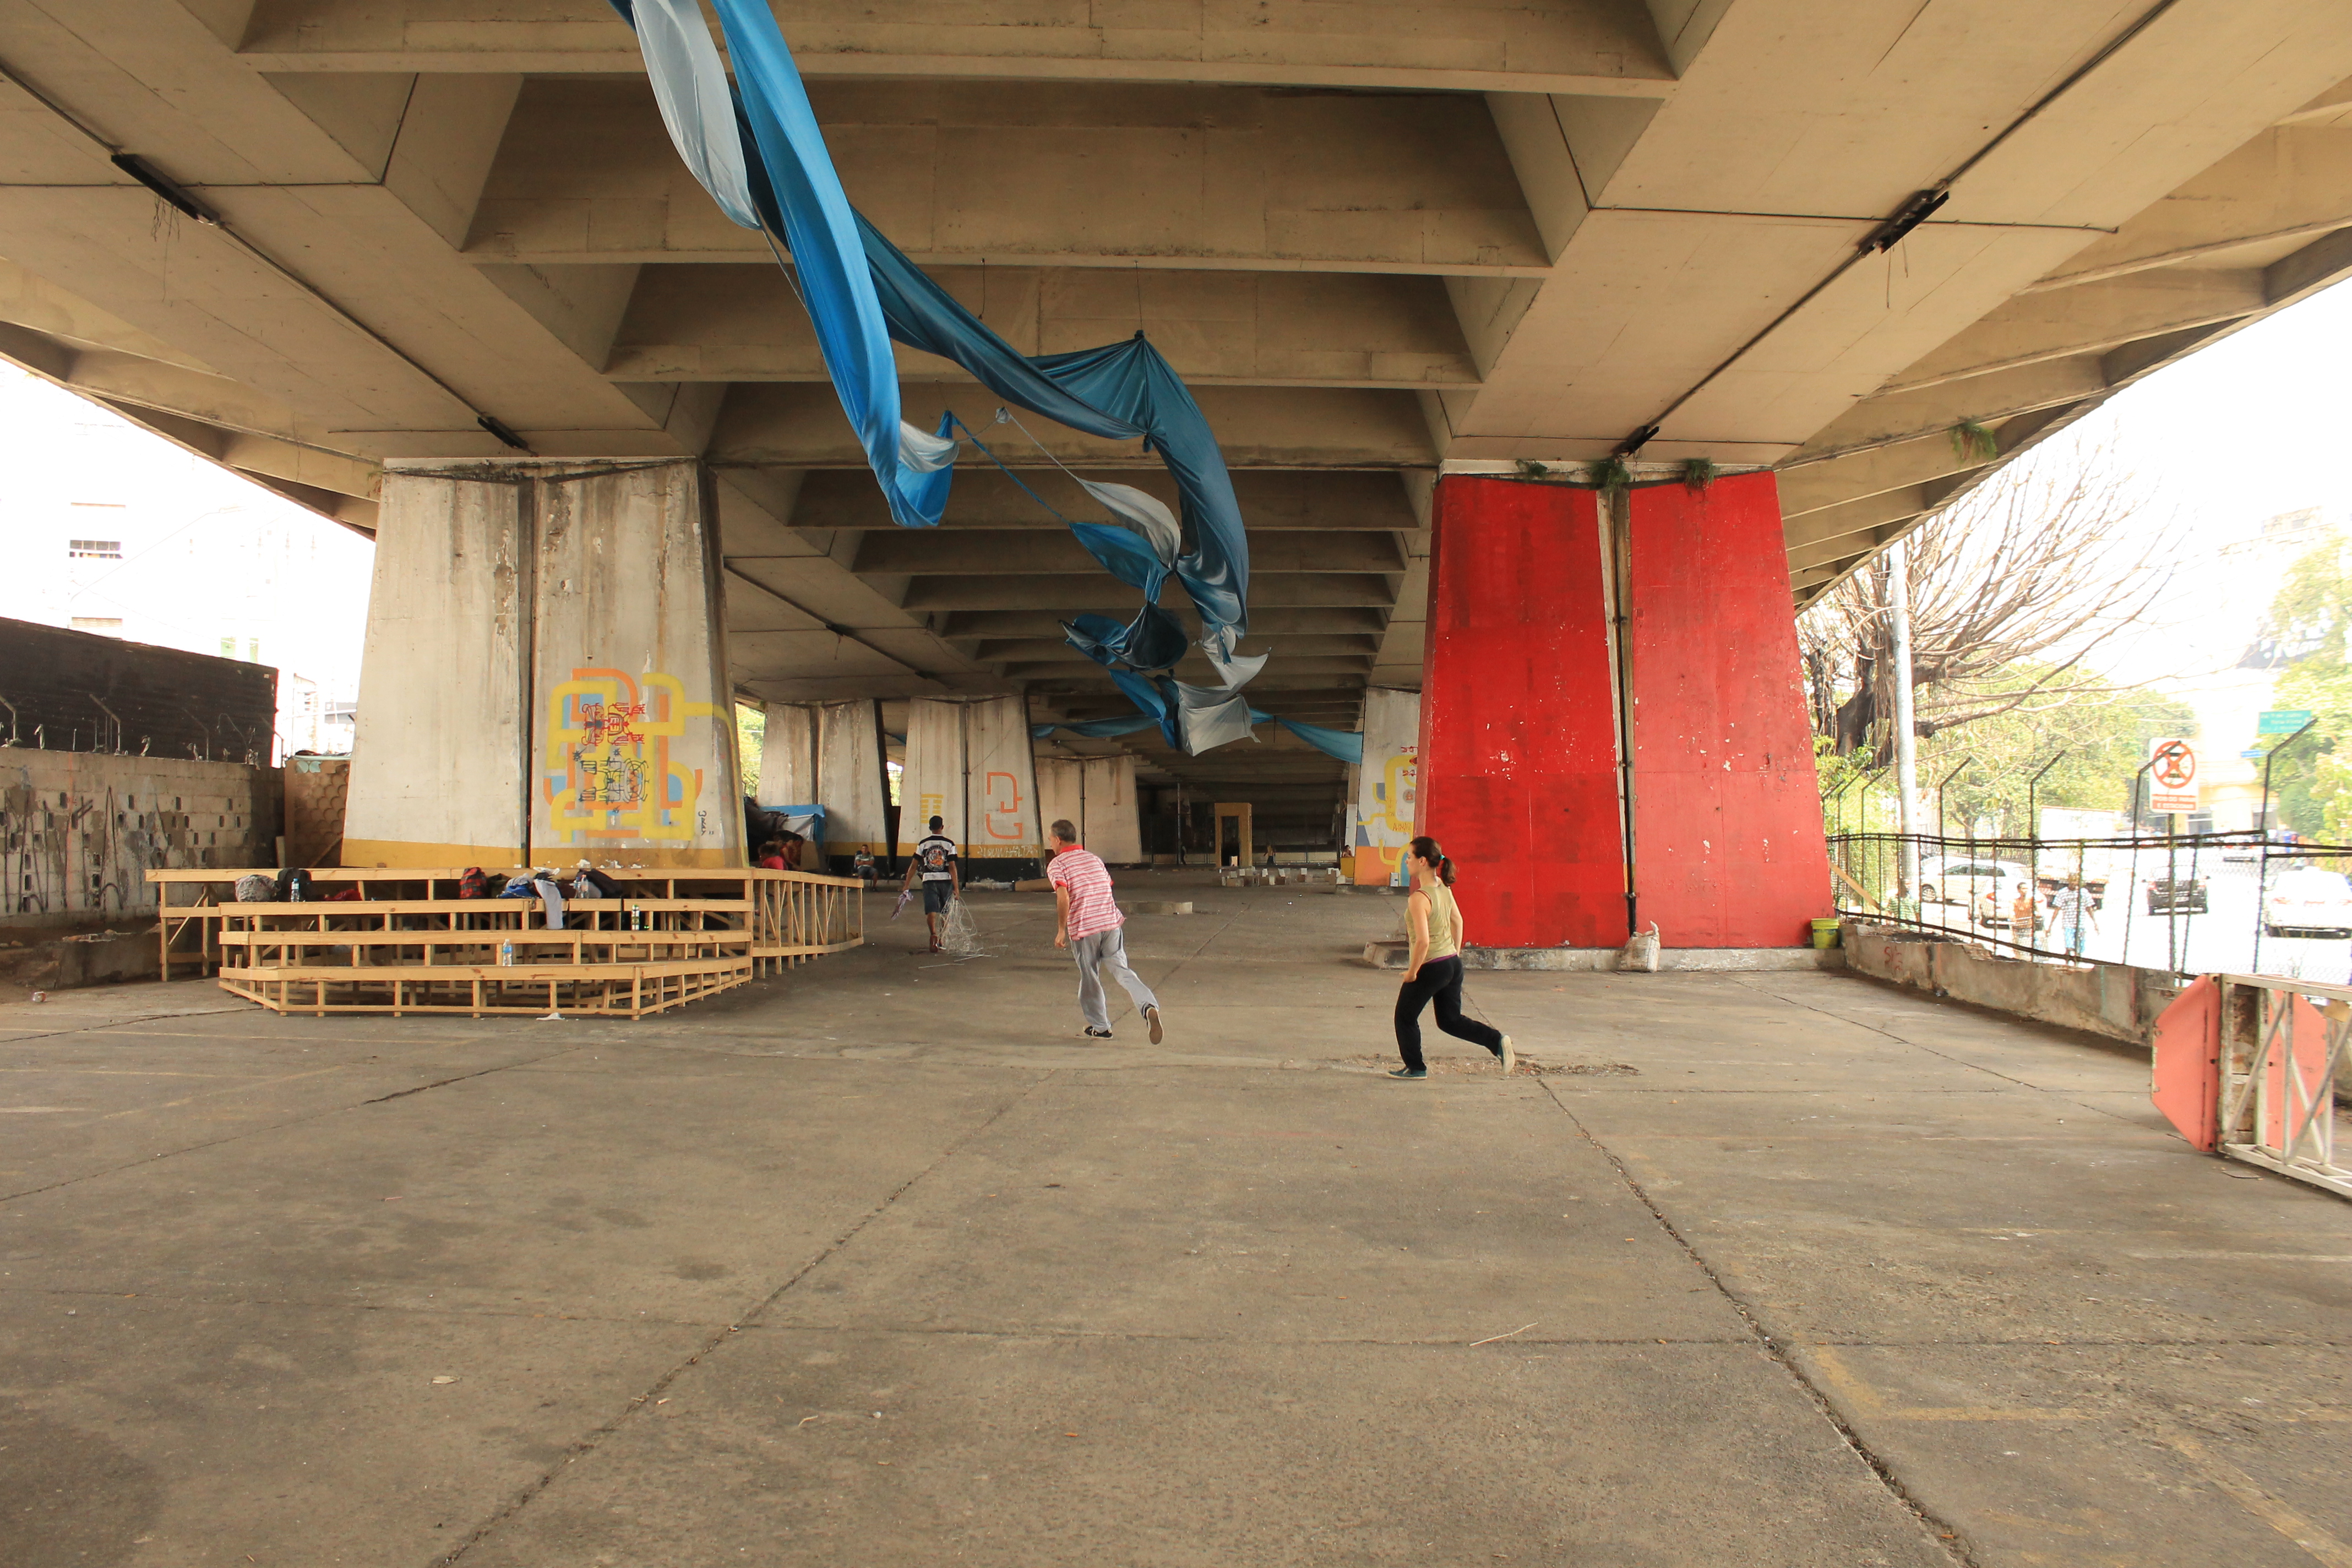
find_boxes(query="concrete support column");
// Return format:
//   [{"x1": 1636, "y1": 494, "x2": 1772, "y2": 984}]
[
  {"x1": 1417, "y1": 472, "x2": 1830, "y2": 949},
  {"x1": 344, "y1": 459, "x2": 743, "y2": 870}
]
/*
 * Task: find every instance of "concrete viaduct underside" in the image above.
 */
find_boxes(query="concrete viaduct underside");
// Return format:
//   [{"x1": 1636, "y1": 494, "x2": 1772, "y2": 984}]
[{"x1": 0, "y1": 2, "x2": 2349, "y2": 837}]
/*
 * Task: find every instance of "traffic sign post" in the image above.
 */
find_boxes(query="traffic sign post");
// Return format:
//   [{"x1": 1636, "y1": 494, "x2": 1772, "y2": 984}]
[{"x1": 2148, "y1": 737, "x2": 2198, "y2": 816}]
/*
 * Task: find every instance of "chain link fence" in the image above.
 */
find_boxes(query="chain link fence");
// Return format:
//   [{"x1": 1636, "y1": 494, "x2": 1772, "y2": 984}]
[{"x1": 1827, "y1": 828, "x2": 2352, "y2": 983}]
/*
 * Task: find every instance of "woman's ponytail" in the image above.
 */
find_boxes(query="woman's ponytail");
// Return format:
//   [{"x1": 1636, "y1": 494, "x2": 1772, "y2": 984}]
[{"x1": 1408, "y1": 835, "x2": 1456, "y2": 885}]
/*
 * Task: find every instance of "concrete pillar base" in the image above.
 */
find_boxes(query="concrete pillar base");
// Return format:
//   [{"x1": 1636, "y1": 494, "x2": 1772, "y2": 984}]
[{"x1": 344, "y1": 459, "x2": 742, "y2": 871}]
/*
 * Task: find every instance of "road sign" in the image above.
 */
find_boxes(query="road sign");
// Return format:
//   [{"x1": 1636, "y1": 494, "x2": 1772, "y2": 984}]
[
  {"x1": 2148, "y1": 736, "x2": 2199, "y2": 815},
  {"x1": 2258, "y1": 709, "x2": 2314, "y2": 734}
]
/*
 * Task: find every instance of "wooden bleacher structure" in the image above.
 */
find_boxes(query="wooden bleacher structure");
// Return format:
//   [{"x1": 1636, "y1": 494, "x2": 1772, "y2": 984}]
[{"x1": 145, "y1": 865, "x2": 865, "y2": 1019}]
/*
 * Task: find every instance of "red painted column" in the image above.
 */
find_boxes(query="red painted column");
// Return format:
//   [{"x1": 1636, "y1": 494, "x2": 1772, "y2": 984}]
[
  {"x1": 1626, "y1": 471, "x2": 1832, "y2": 946},
  {"x1": 1417, "y1": 476, "x2": 1626, "y2": 948}
]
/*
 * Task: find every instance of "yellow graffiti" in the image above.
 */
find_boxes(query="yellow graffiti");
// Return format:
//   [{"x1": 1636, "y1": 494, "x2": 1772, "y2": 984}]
[
  {"x1": 542, "y1": 668, "x2": 722, "y2": 843},
  {"x1": 1371, "y1": 749, "x2": 1418, "y2": 835}
]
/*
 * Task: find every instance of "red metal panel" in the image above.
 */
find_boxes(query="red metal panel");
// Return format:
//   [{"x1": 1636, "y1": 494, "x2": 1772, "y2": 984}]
[
  {"x1": 1418, "y1": 477, "x2": 1625, "y2": 948},
  {"x1": 2149, "y1": 976, "x2": 2219, "y2": 1151},
  {"x1": 1627, "y1": 472, "x2": 1833, "y2": 947}
]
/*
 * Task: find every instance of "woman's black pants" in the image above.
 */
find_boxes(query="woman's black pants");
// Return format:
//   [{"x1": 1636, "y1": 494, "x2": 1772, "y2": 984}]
[{"x1": 1394, "y1": 955, "x2": 1504, "y2": 1070}]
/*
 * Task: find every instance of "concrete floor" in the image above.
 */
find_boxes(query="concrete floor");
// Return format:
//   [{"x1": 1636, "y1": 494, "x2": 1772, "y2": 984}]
[{"x1": 2, "y1": 872, "x2": 2348, "y2": 1568}]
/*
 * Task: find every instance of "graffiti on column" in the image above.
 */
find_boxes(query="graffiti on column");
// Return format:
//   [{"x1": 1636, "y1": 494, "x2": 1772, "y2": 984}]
[
  {"x1": 542, "y1": 668, "x2": 723, "y2": 844},
  {"x1": 981, "y1": 771, "x2": 1025, "y2": 846}
]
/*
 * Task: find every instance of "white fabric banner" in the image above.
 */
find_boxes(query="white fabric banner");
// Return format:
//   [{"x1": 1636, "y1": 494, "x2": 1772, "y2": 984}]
[
  {"x1": 758, "y1": 702, "x2": 819, "y2": 808},
  {"x1": 815, "y1": 699, "x2": 889, "y2": 855},
  {"x1": 1081, "y1": 755, "x2": 1145, "y2": 864},
  {"x1": 1035, "y1": 756, "x2": 1085, "y2": 845},
  {"x1": 1352, "y1": 688, "x2": 1420, "y2": 886},
  {"x1": 897, "y1": 698, "x2": 968, "y2": 856}
]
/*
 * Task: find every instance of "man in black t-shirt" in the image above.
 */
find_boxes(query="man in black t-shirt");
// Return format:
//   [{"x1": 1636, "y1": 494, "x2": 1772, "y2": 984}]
[{"x1": 901, "y1": 814, "x2": 960, "y2": 953}]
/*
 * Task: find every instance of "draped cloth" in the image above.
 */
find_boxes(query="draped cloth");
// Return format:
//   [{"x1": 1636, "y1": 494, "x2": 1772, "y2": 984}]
[{"x1": 608, "y1": 0, "x2": 1251, "y2": 655}]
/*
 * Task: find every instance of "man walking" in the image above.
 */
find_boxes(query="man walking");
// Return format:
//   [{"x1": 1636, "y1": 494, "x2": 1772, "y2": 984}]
[
  {"x1": 1047, "y1": 818, "x2": 1164, "y2": 1042},
  {"x1": 903, "y1": 814, "x2": 960, "y2": 954}
]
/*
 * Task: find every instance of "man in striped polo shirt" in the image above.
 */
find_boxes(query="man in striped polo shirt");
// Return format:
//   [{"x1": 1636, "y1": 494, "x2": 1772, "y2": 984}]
[{"x1": 1047, "y1": 818, "x2": 1164, "y2": 1042}]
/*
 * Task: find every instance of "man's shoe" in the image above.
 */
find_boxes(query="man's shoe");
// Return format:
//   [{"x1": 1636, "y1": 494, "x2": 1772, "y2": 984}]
[
  {"x1": 1386, "y1": 1066, "x2": 1427, "y2": 1080},
  {"x1": 1498, "y1": 1035, "x2": 1517, "y2": 1075},
  {"x1": 1144, "y1": 1005, "x2": 1164, "y2": 1044},
  {"x1": 1085, "y1": 1026, "x2": 1115, "y2": 1039}
]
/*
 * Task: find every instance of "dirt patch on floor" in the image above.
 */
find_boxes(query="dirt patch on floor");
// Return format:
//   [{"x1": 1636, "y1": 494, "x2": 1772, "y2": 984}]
[{"x1": 1338, "y1": 1054, "x2": 1639, "y2": 1077}]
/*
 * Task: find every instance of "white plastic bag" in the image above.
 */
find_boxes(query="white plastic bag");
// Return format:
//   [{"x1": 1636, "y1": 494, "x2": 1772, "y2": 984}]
[
  {"x1": 938, "y1": 895, "x2": 984, "y2": 957},
  {"x1": 1618, "y1": 922, "x2": 1661, "y2": 973}
]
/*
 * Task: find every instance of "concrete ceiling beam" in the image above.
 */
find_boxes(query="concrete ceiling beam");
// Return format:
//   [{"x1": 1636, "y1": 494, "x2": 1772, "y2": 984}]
[
  {"x1": 607, "y1": 264, "x2": 1479, "y2": 389},
  {"x1": 1778, "y1": 435, "x2": 1993, "y2": 519},
  {"x1": 850, "y1": 529, "x2": 1404, "y2": 576},
  {"x1": 468, "y1": 79, "x2": 1547, "y2": 276},
  {"x1": 937, "y1": 606, "x2": 1388, "y2": 640},
  {"x1": 972, "y1": 634, "x2": 1376, "y2": 663},
  {"x1": 238, "y1": 0, "x2": 1678, "y2": 93},
  {"x1": 786, "y1": 468, "x2": 1422, "y2": 532},
  {"x1": 1785, "y1": 357, "x2": 2110, "y2": 469},
  {"x1": 1881, "y1": 270, "x2": 2265, "y2": 394},
  {"x1": 709, "y1": 385, "x2": 1436, "y2": 470},
  {"x1": 901, "y1": 572, "x2": 1395, "y2": 613},
  {"x1": 2020, "y1": 120, "x2": 2352, "y2": 293}
]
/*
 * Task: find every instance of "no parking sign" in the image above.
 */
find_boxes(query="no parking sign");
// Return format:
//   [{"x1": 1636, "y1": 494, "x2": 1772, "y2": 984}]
[{"x1": 2148, "y1": 736, "x2": 2199, "y2": 815}]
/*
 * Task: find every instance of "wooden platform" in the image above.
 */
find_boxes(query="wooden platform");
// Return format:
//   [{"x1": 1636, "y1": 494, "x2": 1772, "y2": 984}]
[{"x1": 146, "y1": 867, "x2": 864, "y2": 1019}]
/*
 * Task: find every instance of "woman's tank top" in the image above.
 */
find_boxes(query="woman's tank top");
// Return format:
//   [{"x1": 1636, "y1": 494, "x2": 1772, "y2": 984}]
[{"x1": 1418, "y1": 880, "x2": 1462, "y2": 960}]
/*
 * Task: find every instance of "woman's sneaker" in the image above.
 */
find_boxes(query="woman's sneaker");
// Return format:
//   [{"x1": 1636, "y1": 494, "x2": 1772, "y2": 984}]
[
  {"x1": 1386, "y1": 1066, "x2": 1427, "y2": 1080},
  {"x1": 1499, "y1": 1035, "x2": 1517, "y2": 1075}
]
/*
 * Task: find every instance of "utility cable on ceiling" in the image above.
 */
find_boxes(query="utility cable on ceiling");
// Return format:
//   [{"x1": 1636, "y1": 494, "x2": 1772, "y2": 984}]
[
  {"x1": 0, "y1": 55, "x2": 536, "y2": 455},
  {"x1": 1609, "y1": 0, "x2": 2181, "y2": 458}
]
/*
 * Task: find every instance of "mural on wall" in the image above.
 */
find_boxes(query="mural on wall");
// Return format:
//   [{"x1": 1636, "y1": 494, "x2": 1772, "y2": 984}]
[
  {"x1": 541, "y1": 668, "x2": 725, "y2": 846},
  {"x1": 1352, "y1": 689, "x2": 1422, "y2": 886}
]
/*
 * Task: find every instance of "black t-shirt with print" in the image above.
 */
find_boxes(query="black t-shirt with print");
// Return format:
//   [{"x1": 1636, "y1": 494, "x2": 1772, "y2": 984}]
[{"x1": 915, "y1": 834, "x2": 957, "y2": 881}]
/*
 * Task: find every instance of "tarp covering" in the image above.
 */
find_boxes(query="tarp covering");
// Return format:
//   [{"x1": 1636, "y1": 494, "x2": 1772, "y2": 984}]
[
  {"x1": 757, "y1": 701, "x2": 820, "y2": 809},
  {"x1": 896, "y1": 698, "x2": 967, "y2": 857},
  {"x1": 815, "y1": 700, "x2": 890, "y2": 856},
  {"x1": 1081, "y1": 755, "x2": 1145, "y2": 864}
]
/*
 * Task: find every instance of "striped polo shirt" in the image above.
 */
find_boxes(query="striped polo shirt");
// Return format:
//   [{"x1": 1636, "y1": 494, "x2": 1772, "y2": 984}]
[{"x1": 1048, "y1": 845, "x2": 1122, "y2": 939}]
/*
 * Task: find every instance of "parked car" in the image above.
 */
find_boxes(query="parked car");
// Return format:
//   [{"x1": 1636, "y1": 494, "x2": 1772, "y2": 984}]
[
  {"x1": 2144, "y1": 873, "x2": 2210, "y2": 914},
  {"x1": 2263, "y1": 866, "x2": 2352, "y2": 939},
  {"x1": 1920, "y1": 858, "x2": 2035, "y2": 918}
]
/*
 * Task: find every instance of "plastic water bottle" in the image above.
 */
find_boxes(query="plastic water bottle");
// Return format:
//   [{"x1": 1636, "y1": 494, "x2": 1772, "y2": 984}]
[{"x1": 499, "y1": 940, "x2": 513, "y2": 967}]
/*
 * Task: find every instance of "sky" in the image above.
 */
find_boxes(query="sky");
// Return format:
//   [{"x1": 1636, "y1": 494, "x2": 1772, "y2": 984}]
[
  {"x1": 0, "y1": 364, "x2": 374, "y2": 710},
  {"x1": 2056, "y1": 279, "x2": 2352, "y2": 680}
]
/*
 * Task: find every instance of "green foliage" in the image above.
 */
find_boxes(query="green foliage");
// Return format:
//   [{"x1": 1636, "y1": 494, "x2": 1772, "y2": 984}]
[
  {"x1": 1586, "y1": 456, "x2": 1635, "y2": 494},
  {"x1": 735, "y1": 701, "x2": 765, "y2": 797},
  {"x1": 1913, "y1": 665, "x2": 2195, "y2": 836},
  {"x1": 1679, "y1": 457, "x2": 1718, "y2": 492},
  {"x1": 1950, "y1": 420, "x2": 1999, "y2": 464},
  {"x1": 2253, "y1": 529, "x2": 2352, "y2": 835}
]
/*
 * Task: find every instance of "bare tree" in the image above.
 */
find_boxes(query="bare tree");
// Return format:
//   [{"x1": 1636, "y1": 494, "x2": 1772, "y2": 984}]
[{"x1": 1800, "y1": 436, "x2": 2179, "y2": 765}]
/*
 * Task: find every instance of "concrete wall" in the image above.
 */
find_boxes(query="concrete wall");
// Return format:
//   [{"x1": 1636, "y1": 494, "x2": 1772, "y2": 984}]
[
  {"x1": 1841, "y1": 921, "x2": 2180, "y2": 1046},
  {"x1": 0, "y1": 616, "x2": 277, "y2": 763},
  {"x1": 345, "y1": 460, "x2": 742, "y2": 870},
  {"x1": 2, "y1": 750, "x2": 277, "y2": 925}
]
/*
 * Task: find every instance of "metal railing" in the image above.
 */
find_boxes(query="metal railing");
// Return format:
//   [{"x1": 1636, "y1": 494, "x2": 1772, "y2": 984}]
[
  {"x1": 2217, "y1": 973, "x2": 2351, "y2": 1199},
  {"x1": 1826, "y1": 827, "x2": 2352, "y2": 982}
]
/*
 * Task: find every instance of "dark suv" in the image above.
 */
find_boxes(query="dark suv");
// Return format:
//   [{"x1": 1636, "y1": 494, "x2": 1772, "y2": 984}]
[{"x1": 2144, "y1": 874, "x2": 2209, "y2": 914}]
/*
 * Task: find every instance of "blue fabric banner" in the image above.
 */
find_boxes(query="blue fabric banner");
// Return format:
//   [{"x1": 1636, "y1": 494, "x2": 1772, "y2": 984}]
[{"x1": 612, "y1": 0, "x2": 1256, "y2": 742}]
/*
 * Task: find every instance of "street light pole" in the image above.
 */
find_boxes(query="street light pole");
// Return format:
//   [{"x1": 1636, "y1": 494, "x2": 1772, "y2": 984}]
[{"x1": 1887, "y1": 537, "x2": 1922, "y2": 902}]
